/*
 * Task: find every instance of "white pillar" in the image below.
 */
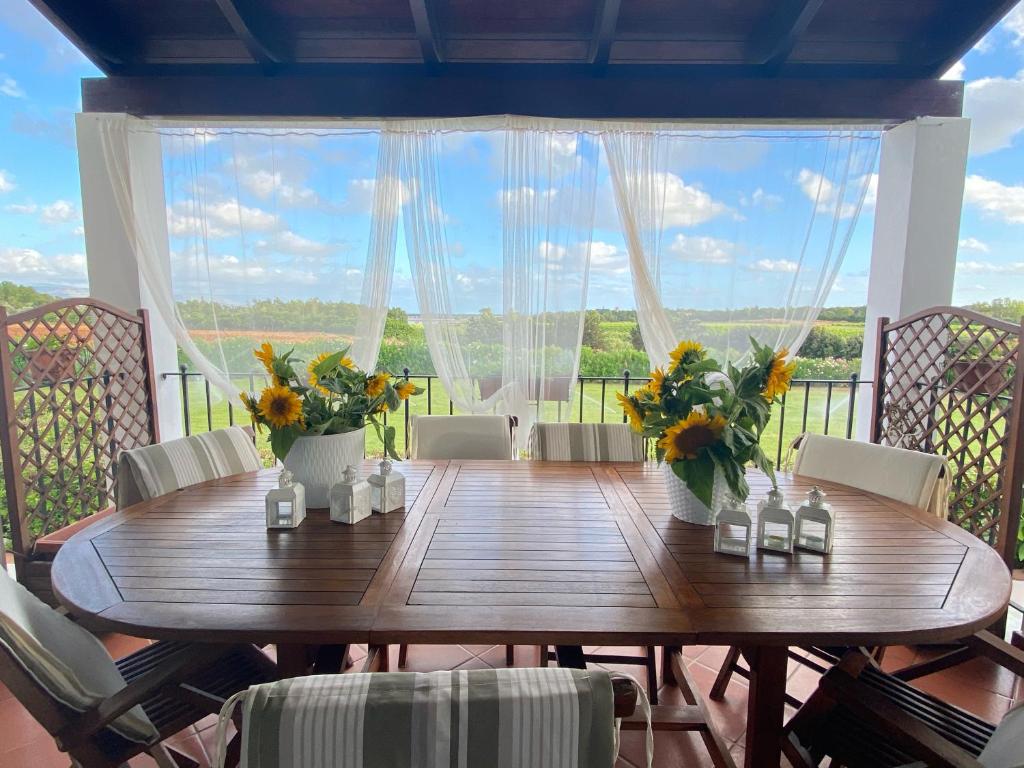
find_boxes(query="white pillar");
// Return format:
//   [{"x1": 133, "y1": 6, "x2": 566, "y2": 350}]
[
  {"x1": 856, "y1": 116, "x2": 970, "y2": 439},
  {"x1": 76, "y1": 113, "x2": 184, "y2": 440}
]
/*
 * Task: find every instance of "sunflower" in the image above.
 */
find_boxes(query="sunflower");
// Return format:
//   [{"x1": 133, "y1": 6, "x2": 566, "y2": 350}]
[
  {"x1": 643, "y1": 367, "x2": 666, "y2": 402},
  {"x1": 239, "y1": 391, "x2": 262, "y2": 432},
  {"x1": 395, "y1": 380, "x2": 417, "y2": 400},
  {"x1": 366, "y1": 372, "x2": 391, "y2": 399},
  {"x1": 762, "y1": 347, "x2": 797, "y2": 401},
  {"x1": 257, "y1": 385, "x2": 304, "y2": 429},
  {"x1": 254, "y1": 342, "x2": 275, "y2": 376},
  {"x1": 668, "y1": 340, "x2": 705, "y2": 372},
  {"x1": 617, "y1": 392, "x2": 644, "y2": 432},
  {"x1": 307, "y1": 351, "x2": 354, "y2": 396},
  {"x1": 658, "y1": 411, "x2": 726, "y2": 462}
]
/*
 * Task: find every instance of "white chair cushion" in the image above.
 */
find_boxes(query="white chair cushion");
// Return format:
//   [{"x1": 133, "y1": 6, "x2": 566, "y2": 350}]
[
  {"x1": 529, "y1": 423, "x2": 645, "y2": 462},
  {"x1": 409, "y1": 415, "x2": 514, "y2": 460},
  {"x1": 979, "y1": 701, "x2": 1024, "y2": 768},
  {"x1": 0, "y1": 570, "x2": 157, "y2": 743},
  {"x1": 793, "y1": 434, "x2": 948, "y2": 514},
  {"x1": 120, "y1": 425, "x2": 262, "y2": 504}
]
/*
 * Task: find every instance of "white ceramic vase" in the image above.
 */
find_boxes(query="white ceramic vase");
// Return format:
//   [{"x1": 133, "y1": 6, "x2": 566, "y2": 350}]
[
  {"x1": 282, "y1": 428, "x2": 365, "y2": 508},
  {"x1": 662, "y1": 462, "x2": 727, "y2": 525}
]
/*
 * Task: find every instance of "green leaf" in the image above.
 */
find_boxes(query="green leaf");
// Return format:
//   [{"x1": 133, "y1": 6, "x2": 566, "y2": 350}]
[
  {"x1": 312, "y1": 350, "x2": 348, "y2": 377},
  {"x1": 674, "y1": 452, "x2": 716, "y2": 509},
  {"x1": 382, "y1": 424, "x2": 401, "y2": 460},
  {"x1": 269, "y1": 425, "x2": 301, "y2": 462}
]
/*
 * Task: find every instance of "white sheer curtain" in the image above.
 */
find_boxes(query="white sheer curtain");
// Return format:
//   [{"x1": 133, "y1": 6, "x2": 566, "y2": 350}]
[
  {"x1": 94, "y1": 115, "x2": 402, "y2": 400},
  {"x1": 603, "y1": 128, "x2": 880, "y2": 367},
  {"x1": 397, "y1": 119, "x2": 599, "y2": 436}
]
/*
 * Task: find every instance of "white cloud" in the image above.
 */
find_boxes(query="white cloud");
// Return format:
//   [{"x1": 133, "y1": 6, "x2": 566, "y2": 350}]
[
  {"x1": 654, "y1": 173, "x2": 731, "y2": 227},
  {"x1": 957, "y1": 260, "x2": 1024, "y2": 275},
  {"x1": 255, "y1": 230, "x2": 332, "y2": 256},
  {"x1": 207, "y1": 200, "x2": 280, "y2": 231},
  {"x1": 344, "y1": 177, "x2": 413, "y2": 213},
  {"x1": 0, "y1": 76, "x2": 24, "y2": 98},
  {"x1": 40, "y1": 199, "x2": 77, "y2": 224},
  {"x1": 668, "y1": 234, "x2": 736, "y2": 265},
  {"x1": 740, "y1": 187, "x2": 783, "y2": 209},
  {"x1": 964, "y1": 175, "x2": 1024, "y2": 224},
  {"x1": 1004, "y1": 4, "x2": 1024, "y2": 45},
  {"x1": 796, "y1": 169, "x2": 876, "y2": 218},
  {"x1": 168, "y1": 199, "x2": 282, "y2": 237},
  {"x1": 588, "y1": 241, "x2": 628, "y2": 275},
  {"x1": 538, "y1": 241, "x2": 567, "y2": 262},
  {"x1": 0, "y1": 247, "x2": 86, "y2": 282},
  {"x1": 749, "y1": 258, "x2": 799, "y2": 273},
  {"x1": 941, "y1": 60, "x2": 965, "y2": 80},
  {"x1": 0, "y1": 170, "x2": 14, "y2": 193},
  {"x1": 958, "y1": 237, "x2": 990, "y2": 253},
  {"x1": 4, "y1": 202, "x2": 34, "y2": 213},
  {"x1": 964, "y1": 73, "x2": 1024, "y2": 156},
  {"x1": 241, "y1": 169, "x2": 319, "y2": 207}
]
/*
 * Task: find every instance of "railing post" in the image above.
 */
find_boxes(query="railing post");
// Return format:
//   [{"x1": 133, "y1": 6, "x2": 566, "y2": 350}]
[
  {"x1": 179, "y1": 364, "x2": 191, "y2": 436},
  {"x1": 621, "y1": 369, "x2": 630, "y2": 424},
  {"x1": 846, "y1": 373, "x2": 858, "y2": 439},
  {"x1": 403, "y1": 367, "x2": 411, "y2": 458}
]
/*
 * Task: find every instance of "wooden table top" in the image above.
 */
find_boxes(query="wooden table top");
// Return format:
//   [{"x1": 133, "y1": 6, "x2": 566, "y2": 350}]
[{"x1": 52, "y1": 460, "x2": 1011, "y2": 648}]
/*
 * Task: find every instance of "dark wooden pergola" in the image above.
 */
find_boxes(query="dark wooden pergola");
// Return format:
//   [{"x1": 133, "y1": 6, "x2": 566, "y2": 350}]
[{"x1": 29, "y1": 0, "x2": 1018, "y2": 120}]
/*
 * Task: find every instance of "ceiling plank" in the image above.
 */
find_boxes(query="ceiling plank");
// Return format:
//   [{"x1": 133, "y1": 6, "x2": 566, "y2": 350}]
[
  {"x1": 213, "y1": 0, "x2": 289, "y2": 69},
  {"x1": 745, "y1": 0, "x2": 826, "y2": 68},
  {"x1": 26, "y1": 0, "x2": 132, "y2": 74},
  {"x1": 81, "y1": 72, "x2": 963, "y2": 122},
  {"x1": 917, "y1": 0, "x2": 1020, "y2": 78},
  {"x1": 409, "y1": 0, "x2": 444, "y2": 66},
  {"x1": 589, "y1": 0, "x2": 622, "y2": 68}
]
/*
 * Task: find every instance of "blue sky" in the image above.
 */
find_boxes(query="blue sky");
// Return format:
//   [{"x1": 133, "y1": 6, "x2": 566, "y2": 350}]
[{"x1": 1, "y1": 1, "x2": 1024, "y2": 312}]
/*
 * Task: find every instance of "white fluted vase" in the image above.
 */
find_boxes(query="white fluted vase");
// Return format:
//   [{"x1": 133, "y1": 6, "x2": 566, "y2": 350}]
[
  {"x1": 283, "y1": 428, "x2": 365, "y2": 508},
  {"x1": 662, "y1": 462, "x2": 727, "y2": 525}
]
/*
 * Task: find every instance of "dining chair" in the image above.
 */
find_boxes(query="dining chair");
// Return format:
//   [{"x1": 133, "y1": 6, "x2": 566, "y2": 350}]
[
  {"x1": 527, "y1": 421, "x2": 661, "y2": 703},
  {"x1": 781, "y1": 633, "x2": 1024, "y2": 768},
  {"x1": 116, "y1": 425, "x2": 264, "y2": 507},
  {"x1": 212, "y1": 651, "x2": 651, "y2": 768},
  {"x1": 408, "y1": 414, "x2": 516, "y2": 460},
  {"x1": 711, "y1": 433, "x2": 949, "y2": 703},
  {"x1": 0, "y1": 568, "x2": 276, "y2": 768}
]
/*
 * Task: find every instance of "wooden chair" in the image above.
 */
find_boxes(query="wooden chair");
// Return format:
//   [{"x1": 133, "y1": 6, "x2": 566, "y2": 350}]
[
  {"x1": 0, "y1": 568, "x2": 276, "y2": 768},
  {"x1": 782, "y1": 632, "x2": 1024, "y2": 768},
  {"x1": 529, "y1": 422, "x2": 659, "y2": 703},
  {"x1": 0, "y1": 299, "x2": 160, "y2": 603},
  {"x1": 712, "y1": 433, "x2": 948, "y2": 703},
  {"x1": 401, "y1": 414, "x2": 518, "y2": 669}
]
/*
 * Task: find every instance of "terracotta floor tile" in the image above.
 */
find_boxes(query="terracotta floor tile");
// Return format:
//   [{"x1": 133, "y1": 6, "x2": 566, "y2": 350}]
[
  {"x1": 100, "y1": 632, "x2": 152, "y2": 660},
  {"x1": 619, "y1": 729, "x2": 714, "y2": 768},
  {"x1": 911, "y1": 674, "x2": 1012, "y2": 723},
  {"x1": 476, "y1": 644, "x2": 514, "y2": 668},
  {"x1": 460, "y1": 643, "x2": 499, "y2": 656},
  {"x1": 878, "y1": 644, "x2": 917, "y2": 672},
  {"x1": 130, "y1": 733, "x2": 210, "y2": 767},
  {"x1": 0, "y1": 735, "x2": 68, "y2": 768},
  {"x1": 0, "y1": 699, "x2": 52, "y2": 753},
  {"x1": 0, "y1": 681, "x2": 12, "y2": 703},
  {"x1": 398, "y1": 643, "x2": 473, "y2": 672},
  {"x1": 688, "y1": 644, "x2": 733, "y2": 672}
]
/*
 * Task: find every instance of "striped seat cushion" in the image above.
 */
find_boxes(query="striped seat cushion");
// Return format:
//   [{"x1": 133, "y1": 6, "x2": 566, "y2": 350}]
[
  {"x1": 529, "y1": 423, "x2": 645, "y2": 462},
  {"x1": 217, "y1": 667, "x2": 617, "y2": 768},
  {"x1": 120, "y1": 426, "x2": 262, "y2": 504}
]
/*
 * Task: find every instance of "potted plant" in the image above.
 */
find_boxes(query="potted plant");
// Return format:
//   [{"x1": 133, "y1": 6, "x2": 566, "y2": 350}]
[
  {"x1": 618, "y1": 338, "x2": 793, "y2": 524},
  {"x1": 240, "y1": 343, "x2": 422, "y2": 506}
]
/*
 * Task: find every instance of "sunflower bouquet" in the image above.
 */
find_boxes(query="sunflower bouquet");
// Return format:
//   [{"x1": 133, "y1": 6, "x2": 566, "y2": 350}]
[
  {"x1": 240, "y1": 343, "x2": 422, "y2": 462},
  {"x1": 618, "y1": 338, "x2": 796, "y2": 508}
]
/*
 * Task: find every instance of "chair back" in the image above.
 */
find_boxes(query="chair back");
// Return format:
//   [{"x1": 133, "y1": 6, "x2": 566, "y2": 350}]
[
  {"x1": 409, "y1": 415, "x2": 515, "y2": 460},
  {"x1": 529, "y1": 422, "x2": 645, "y2": 462},
  {"x1": 793, "y1": 433, "x2": 947, "y2": 515},
  {"x1": 215, "y1": 667, "x2": 626, "y2": 768},
  {"x1": 117, "y1": 426, "x2": 263, "y2": 507},
  {"x1": 0, "y1": 299, "x2": 159, "y2": 598},
  {"x1": 0, "y1": 570, "x2": 156, "y2": 744}
]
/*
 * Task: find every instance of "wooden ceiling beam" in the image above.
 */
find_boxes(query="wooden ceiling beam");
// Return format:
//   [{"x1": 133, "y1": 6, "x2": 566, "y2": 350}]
[
  {"x1": 917, "y1": 0, "x2": 1020, "y2": 77},
  {"x1": 589, "y1": 0, "x2": 622, "y2": 69},
  {"x1": 745, "y1": 0, "x2": 825, "y2": 68},
  {"x1": 81, "y1": 72, "x2": 964, "y2": 122},
  {"x1": 409, "y1": 0, "x2": 444, "y2": 66},
  {"x1": 26, "y1": 0, "x2": 133, "y2": 74},
  {"x1": 213, "y1": 0, "x2": 289, "y2": 69}
]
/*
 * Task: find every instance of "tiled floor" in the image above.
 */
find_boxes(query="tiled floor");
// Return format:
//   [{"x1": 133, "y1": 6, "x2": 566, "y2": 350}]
[{"x1": 1, "y1": 635, "x2": 1021, "y2": 768}]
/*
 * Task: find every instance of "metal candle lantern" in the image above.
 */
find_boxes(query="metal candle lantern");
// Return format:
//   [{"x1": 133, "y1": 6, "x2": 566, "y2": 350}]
[
  {"x1": 329, "y1": 465, "x2": 372, "y2": 525},
  {"x1": 756, "y1": 487, "x2": 794, "y2": 554},
  {"x1": 368, "y1": 459, "x2": 406, "y2": 513},
  {"x1": 713, "y1": 495, "x2": 752, "y2": 557},
  {"x1": 265, "y1": 469, "x2": 306, "y2": 529},
  {"x1": 795, "y1": 486, "x2": 836, "y2": 554}
]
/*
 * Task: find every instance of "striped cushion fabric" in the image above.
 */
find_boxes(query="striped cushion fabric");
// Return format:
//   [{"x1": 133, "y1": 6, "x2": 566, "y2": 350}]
[
  {"x1": 216, "y1": 668, "x2": 618, "y2": 768},
  {"x1": 121, "y1": 426, "x2": 262, "y2": 502},
  {"x1": 529, "y1": 423, "x2": 645, "y2": 462}
]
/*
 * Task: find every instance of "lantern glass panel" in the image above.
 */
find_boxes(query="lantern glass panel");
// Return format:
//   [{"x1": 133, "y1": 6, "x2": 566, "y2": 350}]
[{"x1": 797, "y1": 518, "x2": 830, "y2": 552}]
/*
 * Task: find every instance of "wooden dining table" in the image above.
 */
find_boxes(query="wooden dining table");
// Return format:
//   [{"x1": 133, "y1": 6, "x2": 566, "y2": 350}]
[{"x1": 52, "y1": 460, "x2": 1012, "y2": 767}]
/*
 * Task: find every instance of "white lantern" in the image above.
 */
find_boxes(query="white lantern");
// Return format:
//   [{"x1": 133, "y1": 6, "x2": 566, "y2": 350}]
[
  {"x1": 368, "y1": 459, "x2": 406, "y2": 513},
  {"x1": 756, "y1": 487, "x2": 794, "y2": 554},
  {"x1": 795, "y1": 486, "x2": 836, "y2": 554},
  {"x1": 713, "y1": 495, "x2": 752, "y2": 557},
  {"x1": 266, "y1": 469, "x2": 306, "y2": 529},
  {"x1": 330, "y1": 465, "x2": 372, "y2": 525}
]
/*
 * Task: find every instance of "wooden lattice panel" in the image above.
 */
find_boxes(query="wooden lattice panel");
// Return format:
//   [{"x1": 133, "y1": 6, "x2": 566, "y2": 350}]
[
  {"x1": 0, "y1": 299, "x2": 159, "y2": 573},
  {"x1": 871, "y1": 307, "x2": 1024, "y2": 565}
]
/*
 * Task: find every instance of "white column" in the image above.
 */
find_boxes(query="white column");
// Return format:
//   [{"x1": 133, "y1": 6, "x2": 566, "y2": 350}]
[
  {"x1": 856, "y1": 116, "x2": 970, "y2": 439},
  {"x1": 76, "y1": 113, "x2": 184, "y2": 440}
]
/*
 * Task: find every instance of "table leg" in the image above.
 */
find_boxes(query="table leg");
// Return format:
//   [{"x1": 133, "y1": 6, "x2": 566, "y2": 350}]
[
  {"x1": 555, "y1": 645, "x2": 587, "y2": 669},
  {"x1": 741, "y1": 645, "x2": 788, "y2": 768},
  {"x1": 276, "y1": 643, "x2": 313, "y2": 679}
]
